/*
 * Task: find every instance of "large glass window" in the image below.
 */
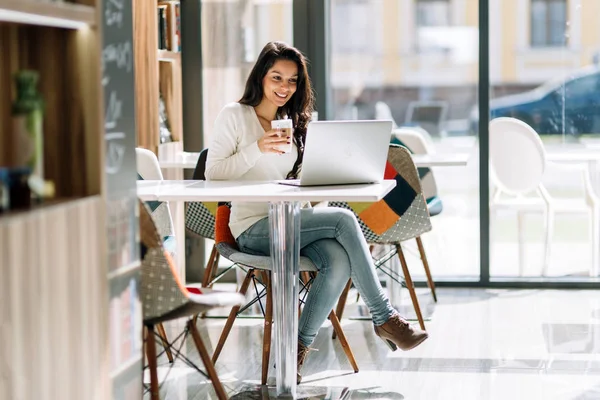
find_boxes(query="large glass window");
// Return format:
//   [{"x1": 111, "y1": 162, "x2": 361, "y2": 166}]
[
  {"x1": 201, "y1": 0, "x2": 293, "y2": 144},
  {"x1": 489, "y1": 0, "x2": 600, "y2": 280},
  {"x1": 330, "y1": 0, "x2": 481, "y2": 281}
]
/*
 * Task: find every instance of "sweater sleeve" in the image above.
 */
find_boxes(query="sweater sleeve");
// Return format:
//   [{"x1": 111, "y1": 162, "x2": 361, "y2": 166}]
[{"x1": 205, "y1": 105, "x2": 263, "y2": 180}]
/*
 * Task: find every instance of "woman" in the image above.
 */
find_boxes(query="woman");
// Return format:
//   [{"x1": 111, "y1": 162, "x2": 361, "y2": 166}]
[{"x1": 206, "y1": 41, "x2": 428, "y2": 383}]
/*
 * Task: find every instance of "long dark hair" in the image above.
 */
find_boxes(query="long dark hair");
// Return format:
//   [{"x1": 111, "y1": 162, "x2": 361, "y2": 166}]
[{"x1": 239, "y1": 41, "x2": 314, "y2": 179}]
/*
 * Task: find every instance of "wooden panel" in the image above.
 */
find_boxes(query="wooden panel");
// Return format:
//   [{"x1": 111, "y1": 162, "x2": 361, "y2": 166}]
[
  {"x1": 0, "y1": 196, "x2": 109, "y2": 400},
  {"x1": 69, "y1": 26, "x2": 103, "y2": 196},
  {"x1": 133, "y1": 0, "x2": 159, "y2": 152},
  {"x1": 0, "y1": 24, "x2": 18, "y2": 167}
]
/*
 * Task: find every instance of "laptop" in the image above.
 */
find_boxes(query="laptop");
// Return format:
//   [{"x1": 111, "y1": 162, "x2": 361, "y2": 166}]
[{"x1": 277, "y1": 120, "x2": 393, "y2": 187}]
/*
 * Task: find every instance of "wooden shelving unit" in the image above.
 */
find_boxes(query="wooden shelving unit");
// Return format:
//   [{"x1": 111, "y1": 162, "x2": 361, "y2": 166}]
[
  {"x1": 0, "y1": 4, "x2": 101, "y2": 197},
  {"x1": 133, "y1": 0, "x2": 182, "y2": 153},
  {"x1": 0, "y1": 2, "x2": 109, "y2": 399},
  {"x1": 0, "y1": 0, "x2": 96, "y2": 27},
  {"x1": 1, "y1": 0, "x2": 142, "y2": 398}
]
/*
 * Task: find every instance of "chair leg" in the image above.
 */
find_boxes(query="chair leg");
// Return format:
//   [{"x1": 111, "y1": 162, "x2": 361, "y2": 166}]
[
  {"x1": 202, "y1": 245, "x2": 218, "y2": 288},
  {"x1": 212, "y1": 269, "x2": 255, "y2": 364},
  {"x1": 415, "y1": 237, "x2": 437, "y2": 302},
  {"x1": 145, "y1": 325, "x2": 160, "y2": 400},
  {"x1": 188, "y1": 320, "x2": 228, "y2": 400},
  {"x1": 591, "y1": 207, "x2": 599, "y2": 278},
  {"x1": 542, "y1": 209, "x2": 554, "y2": 277},
  {"x1": 156, "y1": 323, "x2": 174, "y2": 363},
  {"x1": 208, "y1": 253, "x2": 221, "y2": 289},
  {"x1": 332, "y1": 279, "x2": 352, "y2": 340},
  {"x1": 261, "y1": 271, "x2": 273, "y2": 385},
  {"x1": 518, "y1": 211, "x2": 526, "y2": 276},
  {"x1": 396, "y1": 245, "x2": 426, "y2": 330},
  {"x1": 328, "y1": 311, "x2": 359, "y2": 373},
  {"x1": 299, "y1": 271, "x2": 312, "y2": 318}
]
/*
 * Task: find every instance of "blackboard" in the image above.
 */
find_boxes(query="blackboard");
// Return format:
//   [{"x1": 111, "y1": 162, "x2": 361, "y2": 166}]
[
  {"x1": 102, "y1": 0, "x2": 137, "y2": 196},
  {"x1": 101, "y1": 0, "x2": 142, "y2": 397}
]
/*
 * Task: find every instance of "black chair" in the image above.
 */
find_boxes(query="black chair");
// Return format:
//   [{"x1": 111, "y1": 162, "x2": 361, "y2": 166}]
[{"x1": 193, "y1": 148, "x2": 209, "y2": 180}]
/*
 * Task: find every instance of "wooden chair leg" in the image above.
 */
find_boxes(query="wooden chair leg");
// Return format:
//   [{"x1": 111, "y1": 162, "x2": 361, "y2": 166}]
[
  {"x1": 328, "y1": 311, "x2": 359, "y2": 373},
  {"x1": 198, "y1": 248, "x2": 222, "y2": 320},
  {"x1": 188, "y1": 320, "x2": 228, "y2": 400},
  {"x1": 208, "y1": 253, "x2": 221, "y2": 289},
  {"x1": 211, "y1": 269, "x2": 255, "y2": 364},
  {"x1": 396, "y1": 245, "x2": 426, "y2": 330},
  {"x1": 156, "y1": 323, "x2": 174, "y2": 363},
  {"x1": 145, "y1": 325, "x2": 160, "y2": 400},
  {"x1": 332, "y1": 278, "x2": 352, "y2": 340},
  {"x1": 261, "y1": 271, "x2": 273, "y2": 385},
  {"x1": 415, "y1": 237, "x2": 437, "y2": 302},
  {"x1": 202, "y1": 245, "x2": 218, "y2": 288},
  {"x1": 299, "y1": 271, "x2": 312, "y2": 318}
]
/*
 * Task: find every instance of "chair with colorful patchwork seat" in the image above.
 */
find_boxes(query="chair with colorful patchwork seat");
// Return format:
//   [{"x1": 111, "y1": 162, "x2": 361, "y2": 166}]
[
  {"x1": 210, "y1": 203, "x2": 359, "y2": 384},
  {"x1": 139, "y1": 201, "x2": 244, "y2": 400},
  {"x1": 329, "y1": 144, "x2": 436, "y2": 331},
  {"x1": 391, "y1": 127, "x2": 442, "y2": 216}
]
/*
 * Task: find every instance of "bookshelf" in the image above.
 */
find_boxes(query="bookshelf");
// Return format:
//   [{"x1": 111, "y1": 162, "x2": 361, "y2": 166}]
[
  {"x1": 132, "y1": 0, "x2": 186, "y2": 278},
  {"x1": 0, "y1": 1, "x2": 107, "y2": 399},
  {"x1": 0, "y1": 0, "x2": 141, "y2": 399},
  {"x1": 133, "y1": 0, "x2": 182, "y2": 153}
]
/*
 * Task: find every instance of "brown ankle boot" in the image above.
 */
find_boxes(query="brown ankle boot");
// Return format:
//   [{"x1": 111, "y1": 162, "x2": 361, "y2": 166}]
[
  {"x1": 297, "y1": 342, "x2": 313, "y2": 384},
  {"x1": 374, "y1": 313, "x2": 428, "y2": 351}
]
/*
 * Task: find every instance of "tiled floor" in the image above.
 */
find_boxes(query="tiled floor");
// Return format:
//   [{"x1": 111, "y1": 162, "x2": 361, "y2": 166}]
[{"x1": 145, "y1": 288, "x2": 600, "y2": 400}]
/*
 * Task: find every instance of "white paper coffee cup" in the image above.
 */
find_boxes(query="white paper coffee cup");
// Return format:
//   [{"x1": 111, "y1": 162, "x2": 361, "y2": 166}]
[{"x1": 271, "y1": 119, "x2": 293, "y2": 153}]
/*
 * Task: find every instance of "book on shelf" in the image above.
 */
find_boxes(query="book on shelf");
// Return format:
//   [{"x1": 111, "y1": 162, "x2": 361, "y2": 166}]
[
  {"x1": 158, "y1": 5, "x2": 168, "y2": 50},
  {"x1": 174, "y1": 3, "x2": 181, "y2": 51},
  {"x1": 157, "y1": 2, "x2": 180, "y2": 52}
]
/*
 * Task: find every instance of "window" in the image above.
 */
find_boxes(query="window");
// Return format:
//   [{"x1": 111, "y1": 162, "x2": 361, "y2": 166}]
[
  {"x1": 531, "y1": 0, "x2": 567, "y2": 47},
  {"x1": 201, "y1": 0, "x2": 293, "y2": 142},
  {"x1": 331, "y1": 0, "x2": 380, "y2": 54},
  {"x1": 416, "y1": 0, "x2": 450, "y2": 27},
  {"x1": 415, "y1": 0, "x2": 451, "y2": 53}
]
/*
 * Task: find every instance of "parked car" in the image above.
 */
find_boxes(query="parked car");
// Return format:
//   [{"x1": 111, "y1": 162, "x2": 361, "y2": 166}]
[{"x1": 470, "y1": 66, "x2": 600, "y2": 135}]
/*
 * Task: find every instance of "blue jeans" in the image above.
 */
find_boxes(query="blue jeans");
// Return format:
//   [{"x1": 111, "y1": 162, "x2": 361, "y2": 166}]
[{"x1": 236, "y1": 207, "x2": 395, "y2": 347}]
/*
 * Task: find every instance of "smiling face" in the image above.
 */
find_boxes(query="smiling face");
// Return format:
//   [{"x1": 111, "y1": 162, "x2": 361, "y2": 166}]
[{"x1": 262, "y1": 59, "x2": 298, "y2": 109}]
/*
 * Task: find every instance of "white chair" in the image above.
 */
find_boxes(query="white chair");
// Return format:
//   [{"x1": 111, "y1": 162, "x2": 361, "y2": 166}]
[
  {"x1": 136, "y1": 147, "x2": 176, "y2": 254},
  {"x1": 489, "y1": 117, "x2": 599, "y2": 277},
  {"x1": 375, "y1": 101, "x2": 398, "y2": 128}
]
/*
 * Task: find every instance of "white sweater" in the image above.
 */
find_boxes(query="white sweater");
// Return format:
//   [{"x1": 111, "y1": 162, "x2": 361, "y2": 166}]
[{"x1": 205, "y1": 102, "x2": 300, "y2": 238}]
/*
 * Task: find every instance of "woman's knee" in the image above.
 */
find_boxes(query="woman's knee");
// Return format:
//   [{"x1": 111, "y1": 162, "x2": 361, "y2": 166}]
[
  {"x1": 331, "y1": 207, "x2": 360, "y2": 233},
  {"x1": 303, "y1": 239, "x2": 351, "y2": 281}
]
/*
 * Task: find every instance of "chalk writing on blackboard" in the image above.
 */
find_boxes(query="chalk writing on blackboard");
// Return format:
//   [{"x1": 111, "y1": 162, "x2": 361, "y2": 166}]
[
  {"x1": 105, "y1": 0, "x2": 124, "y2": 28},
  {"x1": 105, "y1": 132, "x2": 126, "y2": 175},
  {"x1": 105, "y1": 91, "x2": 123, "y2": 130},
  {"x1": 102, "y1": 41, "x2": 132, "y2": 86}
]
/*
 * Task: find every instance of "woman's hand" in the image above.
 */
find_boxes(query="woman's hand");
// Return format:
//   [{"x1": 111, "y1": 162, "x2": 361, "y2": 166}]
[{"x1": 257, "y1": 129, "x2": 291, "y2": 154}]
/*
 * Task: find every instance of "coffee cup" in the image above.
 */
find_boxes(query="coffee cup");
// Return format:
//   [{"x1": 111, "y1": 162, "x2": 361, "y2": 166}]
[{"x1": 271, "y1": 119, "x2": 293, "y2": 153}]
